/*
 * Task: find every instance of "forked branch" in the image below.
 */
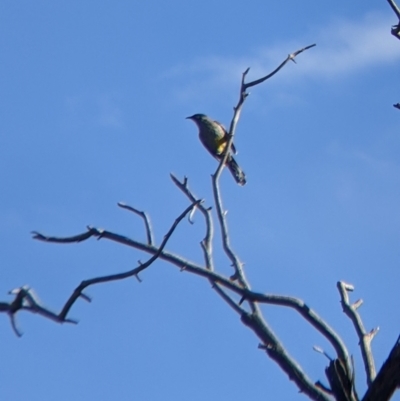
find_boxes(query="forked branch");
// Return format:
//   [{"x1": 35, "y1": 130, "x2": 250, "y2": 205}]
[
  {"x1": 117, "y1": 202, "x2": 154, "y2": 245},
  {"x1": 337, "y1": 281, "x2": 377, "y2": 385},
  {"x1": 4, "y1": 200, "x2": 200, "y2": 332}
]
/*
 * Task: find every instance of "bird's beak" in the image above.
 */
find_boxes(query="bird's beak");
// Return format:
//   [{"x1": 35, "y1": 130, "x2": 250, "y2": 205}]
[{"x1": 186, "y1": 115, "x2": 194, "y2": 120}]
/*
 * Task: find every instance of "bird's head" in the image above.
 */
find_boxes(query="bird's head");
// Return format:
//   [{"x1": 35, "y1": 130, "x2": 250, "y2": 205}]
[{"x1": 186, "y1": 113, "x2": 208, "y2": 126}]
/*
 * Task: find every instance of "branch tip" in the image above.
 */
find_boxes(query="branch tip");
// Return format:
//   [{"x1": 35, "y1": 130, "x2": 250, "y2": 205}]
[
  {"x1": 313, "y1": 346, "x2": 332, "y2": 361},
  {"x1": 342, "y1": 282, "x2": 354, "y2": 292},
  {"x1": 79, "y1": 293, "x2": 91, "y2": 302},
  {"x1": 368, "y1": 327, "x2": 379, "y2": 338},
  {"x1": 352, "y1": 299, "x2": 363, "y2": 309}
]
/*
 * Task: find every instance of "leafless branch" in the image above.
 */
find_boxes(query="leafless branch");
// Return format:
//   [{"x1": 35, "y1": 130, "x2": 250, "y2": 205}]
[
  {"x1": 387, "y1": 0, "x2": 400, "y2": 39},
  {"x1": 30, "y1": 211, "x2": 359, "y2": 399},
  {"x1": 117, "y1": 202, "x2": 154, "y2": 245},
  {"x1": 362, "y1": 336, "x2": 400, "y2": 401},
  {"x1": 58, "y1": 200, "x2": 200, "y2": 321},
  {"x1": 170, "y1": 173, "x2": 214, "y2": 271},
  {"x1": 388, "y1": 0, "x2": 400, "y2": 18},
  {"x1": 170, "y1": 174, "x2": 250, "y2": 317},
  {"x1": 211, "y1": 283, "x2": 246, "y2": 315},
  {"x1": 32, "y1": 224, "x2": 351, "y2": 365},
  {"x1": 1, "y1": 286, "x2": 77, "y2": 336},
  {"x1": 4, "y1": 201, "x2": 199, "y2": 331},
  {"x1": 244, "y1": 290, "x2": 351, "y2": 366},
  {"x1": 244, "y1": 44, "x2": 316, "y2": 89},
  {"x1": 325, "y1": 356, "x2": 358, "y2": 401},
  {"x1": 337, "y1": 281, "x2": 377, "y2": 386},
  {"x1": 244, "y1": 311, "x2": 331, "y2": 401}
]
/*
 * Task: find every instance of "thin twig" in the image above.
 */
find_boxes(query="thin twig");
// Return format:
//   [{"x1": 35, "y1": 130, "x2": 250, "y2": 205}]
[
  {"x1": 170, "y1": 173, "x2": 214, "y2": 271},
  {"x1": 117, "y1": 202, "x2": 154, "y2": 245},
  {"x1": 170, "y1": 174, "x2": 246, "y2": 317},
  {"x1": 337, "y1": 281, "x2": 377, "y2": 385},
  {"x1": 244, "y1": 44, "x2": 316, "y2": 89},
  {"x1": 211, "y1": 283, "x2": 246, "y2": 315}
]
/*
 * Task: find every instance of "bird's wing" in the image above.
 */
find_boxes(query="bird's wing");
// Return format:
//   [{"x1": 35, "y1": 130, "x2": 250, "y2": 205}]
[{"x1": 213, "y1": 119, "x2": 237, "y2": 154}]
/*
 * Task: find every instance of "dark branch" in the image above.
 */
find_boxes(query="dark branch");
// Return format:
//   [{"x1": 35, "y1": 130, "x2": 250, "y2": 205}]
[
  {"x1": 325, "y1": 357, "x2": 359, "y2": 401},
  {"x1": 387, "y1": 0, "x2": 400, "y2": 39},
  {"x1": 362, "y1": 336, "x2": 400, "y2": 401},
  {"x1": 56, "y1": 200, "x2": 201, "y2": 321},
  {"x1": 117, "y1": 202, "x2": 154, "y2": 245},
  {"x1": 244, "y1": 44, "x2": 316, "y2": 89},
  {"x1": 32, "y1": 224, "x2": 351, "y2": 364},
  {"x1": 4, "y1": 201, "x2": 199, "y2": 332},
  {"x1": 243, "y1": 312, "x2": 331, "y2": 401}
]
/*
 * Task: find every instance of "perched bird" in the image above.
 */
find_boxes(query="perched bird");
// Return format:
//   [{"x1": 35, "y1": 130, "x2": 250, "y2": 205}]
[{"x1": 186, "y1": 113, "x2": 246, "y2": 186}]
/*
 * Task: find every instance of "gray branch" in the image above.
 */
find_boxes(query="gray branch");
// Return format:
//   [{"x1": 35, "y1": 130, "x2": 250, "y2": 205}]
[
  {"x1": 337, "y1": 281, "x2": 377, "y2": 385},
  {"x1": 117, "y1": 202, "x2": 154, "y2": 245},
  {"x1": 170, "y1": 174, "x2": 214, "y2": 271}
]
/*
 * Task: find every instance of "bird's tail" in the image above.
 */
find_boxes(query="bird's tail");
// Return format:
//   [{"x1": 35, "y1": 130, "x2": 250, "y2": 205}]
[{"x1": 227, "y1": 156, "x2": 246, "y2": 186}]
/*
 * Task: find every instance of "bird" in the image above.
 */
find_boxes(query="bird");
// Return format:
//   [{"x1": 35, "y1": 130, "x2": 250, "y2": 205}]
[{"x1": 186, "y1": 113, "x2": 246, "y2": 186}]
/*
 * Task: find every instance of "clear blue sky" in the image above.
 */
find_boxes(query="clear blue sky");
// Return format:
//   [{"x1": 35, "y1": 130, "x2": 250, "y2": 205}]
[{"x1": 1, "y1": 1, "x2": 399, "y2": 400}]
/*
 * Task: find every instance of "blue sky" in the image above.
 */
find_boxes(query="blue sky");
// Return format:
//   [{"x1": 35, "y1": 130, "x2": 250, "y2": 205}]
[{"x1": 1, "y1": 1, "x2": 400, "y2": 400}]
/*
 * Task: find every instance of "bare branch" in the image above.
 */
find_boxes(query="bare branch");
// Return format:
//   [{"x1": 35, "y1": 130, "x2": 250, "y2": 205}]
[
  {"x1": 170, "y1": 174, "x2": 249, "y2": 318},
  {"x1": 32, "y1": 228, "x2": 97, "y2": 243},
  {"x1": 387, "y1": 0, "x2": 400, "y2": 39},
  {"x1": 32, "y1": 224, "x2": 351, "y2": 366},
  {"x1": 170, "y1": 173, "x2": 214, "y2": 271},
  {"x1": 243, "y1": 290, "x2": 351, "y2": 367},
  {"x1": 243, "y1": 311, "x2": 331, "y2": 401},
  {"x1": 325, "y1": 357, "x2": 358, "y2": 401},
  {"x1": 3, "y1": 201, "x2": 200, "y2": 331},
  {"x1": 57, "y1": 200, "x2": 201, "y2": 321},
  {"x1": 337, "y1": 281, "x2": 377, "y2": 385},
  {"x1": 388, "y1": 0, "x2": 400, "y2": 19},
  {"x1": 244, "y1": 44, "x2": 316, "y2": 90},
  {"x1": 211, "y1": 71, "x2": 251, "y2": 290},
  {"x1": 117, "y1": 202, "x2": 154, "y2": 245},
  {"x1": 1, "y1": 286, "x2": 77, "y2": 336},
  {"x1": 362, "y1": 336, "x2": 400, "y2": 401},
  {"x1": 211, "y1": 283, "x2": 246, "y2": 315},
  {"x1": 30, "y1": 192, "x2": 352, "y2": 401}
]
